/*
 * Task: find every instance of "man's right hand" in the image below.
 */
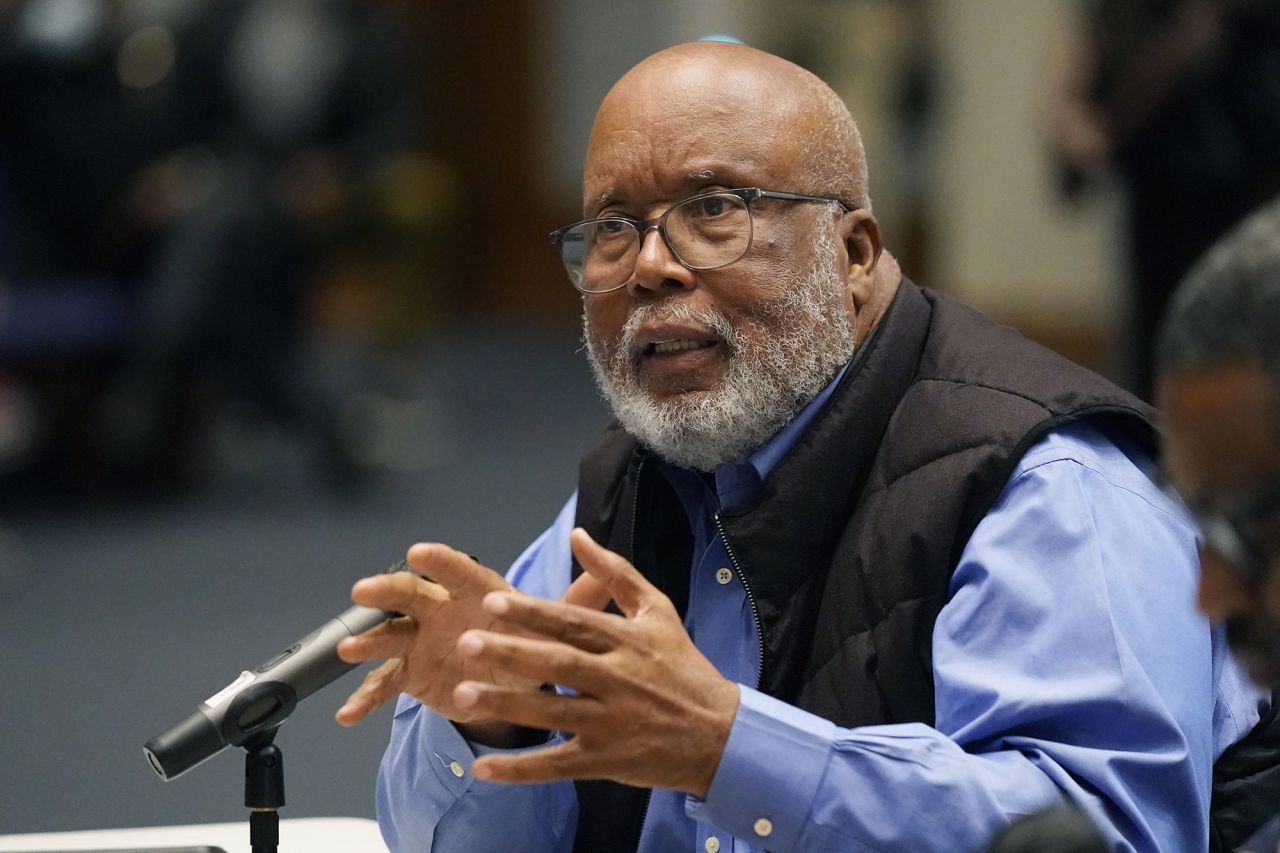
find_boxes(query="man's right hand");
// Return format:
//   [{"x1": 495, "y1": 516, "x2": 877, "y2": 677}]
[
  {"x1": 333, "y1": 542, "x2": 611, "y2": 745},
  {"x1": 334, "y1": 542, "x2": 523, "y2": 731}
]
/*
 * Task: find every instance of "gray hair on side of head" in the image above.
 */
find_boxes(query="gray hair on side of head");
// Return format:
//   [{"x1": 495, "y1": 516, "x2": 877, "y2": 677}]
[
  {"x1": 1156, "y1": 197, "x2": 1280, "y2": 390},
  {"x1": 794, "y1": 72, "x2": 872, "y2": 214}
]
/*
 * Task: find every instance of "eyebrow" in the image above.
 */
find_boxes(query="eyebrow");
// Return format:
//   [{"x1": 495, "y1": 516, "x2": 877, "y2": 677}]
[{"x1": 590, "y1": 169, "x2": 733, "y2": 212}]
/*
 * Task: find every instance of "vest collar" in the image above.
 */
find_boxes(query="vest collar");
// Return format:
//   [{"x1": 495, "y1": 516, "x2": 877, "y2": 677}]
[{"x1": 716, "y1": 279, "x2": 932, "y2": 606}]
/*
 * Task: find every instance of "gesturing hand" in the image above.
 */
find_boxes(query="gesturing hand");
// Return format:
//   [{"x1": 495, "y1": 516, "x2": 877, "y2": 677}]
[
  {"x1": 451, "y1": 528, "x2": 741, "y2": 798},
  {"x1": 334, "y1": 541, "x2": 614, "y2": 739},
  {"x1": 333, "y1": 543, "x2": 522, "y2": 727}
]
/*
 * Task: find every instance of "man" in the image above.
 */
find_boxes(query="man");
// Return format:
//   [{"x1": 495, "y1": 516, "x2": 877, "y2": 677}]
[
  {"x1": 1156, "y1": 198, "x2": 1280, "y2": 852},
  {"x1": 336, "y1": 42, "x2": 1266, "y2": 851},
  {"x1": 1159, "y1": 198, "x2": 1280, "y2": 685}
]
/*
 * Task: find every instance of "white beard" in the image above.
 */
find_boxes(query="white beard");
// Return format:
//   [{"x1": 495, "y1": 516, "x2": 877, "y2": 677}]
[{"x1": 584, "y1": 229, "x2": 856, "y2": 471}]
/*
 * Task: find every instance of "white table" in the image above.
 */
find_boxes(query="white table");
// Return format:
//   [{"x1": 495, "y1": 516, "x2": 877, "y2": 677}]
[{"x1": 0, "y1": 816, "x2": 386, "y2": 852}]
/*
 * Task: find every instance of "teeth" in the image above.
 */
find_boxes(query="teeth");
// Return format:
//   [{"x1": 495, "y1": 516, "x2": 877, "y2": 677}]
[{"x1": 653, "y1": 340, "x2": 708, "y2": 354}]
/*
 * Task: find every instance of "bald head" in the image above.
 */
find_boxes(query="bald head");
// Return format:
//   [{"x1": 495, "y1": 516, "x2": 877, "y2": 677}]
[{"x1": 584, "y1": 42, "x2": 870, "y2": 215}]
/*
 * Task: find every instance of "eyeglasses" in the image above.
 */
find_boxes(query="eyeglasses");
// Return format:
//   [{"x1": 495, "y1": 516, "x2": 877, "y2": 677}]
[
  {"x1": 1191, "y1": 482, "x2": 1280, "y2": 584},
  {"x1": 548, "y1": 187, "x2": 850, "y2": 294}
]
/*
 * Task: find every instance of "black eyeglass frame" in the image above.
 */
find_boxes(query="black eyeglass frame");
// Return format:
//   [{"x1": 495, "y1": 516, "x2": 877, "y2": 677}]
[
  {"x1": 1192, "y1": 481, "x2": 1280, "y2": 585},
  {"x1": 548, "y1": 187, "x2": 852, "y2": 294}
]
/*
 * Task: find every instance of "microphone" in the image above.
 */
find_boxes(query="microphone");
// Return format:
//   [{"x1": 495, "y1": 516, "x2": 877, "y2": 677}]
[{"x1": 144, "y1": 561, "x2": 412, "y2": 781}]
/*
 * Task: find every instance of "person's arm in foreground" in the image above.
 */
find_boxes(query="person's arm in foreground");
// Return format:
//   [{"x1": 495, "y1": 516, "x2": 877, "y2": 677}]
[{"x1": 445, "y1": 429, "x2": 1259, "y2": 852}]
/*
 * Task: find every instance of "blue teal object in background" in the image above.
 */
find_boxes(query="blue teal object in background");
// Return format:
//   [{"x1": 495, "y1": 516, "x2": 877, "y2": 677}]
[{"x1": 698, "y1": 34, "x2": 745, "y2": 44}]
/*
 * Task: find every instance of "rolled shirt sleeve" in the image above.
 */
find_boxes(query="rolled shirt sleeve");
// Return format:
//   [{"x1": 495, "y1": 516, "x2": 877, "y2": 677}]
[{"x1": 376, "y1": 694, "x2": 577, "y2": 853}]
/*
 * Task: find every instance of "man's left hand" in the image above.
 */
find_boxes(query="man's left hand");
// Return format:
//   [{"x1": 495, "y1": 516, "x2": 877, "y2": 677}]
[{"x1": 450, "y1": 527, "x2": 740, "y2": 798}]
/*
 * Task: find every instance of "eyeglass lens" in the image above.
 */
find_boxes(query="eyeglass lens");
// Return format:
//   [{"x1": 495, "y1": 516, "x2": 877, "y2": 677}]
[{"x1": 559, "y1": 193, "x2": 752, "y2": 293}]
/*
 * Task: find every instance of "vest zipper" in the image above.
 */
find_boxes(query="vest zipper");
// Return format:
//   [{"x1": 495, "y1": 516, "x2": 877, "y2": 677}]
[
  {"x1": 714, "y1": 510, "x2": 764, "y2": 688},
  {"x1": 629, "y1": 456, "x2": 645, "y2": 573},
  {"x1": 627, "y1": 464, "x2": 768, "y2": 848},
  {"x1": 712, "y1": 511, "x2": 768, "y2": 853},
  {"x1": 629, "y1": 457, "x2": 655, "y2": 843}
]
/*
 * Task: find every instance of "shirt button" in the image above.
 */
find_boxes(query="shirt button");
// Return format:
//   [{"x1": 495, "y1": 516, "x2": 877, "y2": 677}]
[
  {"x1": 704, "y1": 837, "x2": 721, "y2": 853},
  {"x1": 715, "y1": 567, "x2": 733, "y2": 585},
  {"x1": 754, "y1": 817, "x2": 774, "y2": 837},
  {"x1": 449, "y1": 760, "x2": 464, "y2": 778}
]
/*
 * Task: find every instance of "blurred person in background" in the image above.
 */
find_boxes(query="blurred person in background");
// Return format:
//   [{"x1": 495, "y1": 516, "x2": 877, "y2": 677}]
[
  {"x1": 0, "y1": 0, "x2": 419, "y2": 493},
  {"x1": 1157, "y1": 197, "x2": 1280, "y2": 852},
  {"x1": 1049, "y1": 0, "x2": 1280, "y2": 401}
]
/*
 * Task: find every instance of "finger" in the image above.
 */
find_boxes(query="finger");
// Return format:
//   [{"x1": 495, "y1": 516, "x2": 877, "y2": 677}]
[
  {"x1": 337, "y1": 616, "x2": 418, "y2": 663},
  {"x1": 483, "y1": 592, "x2": 620, "y2": 653},
  {"x1": 472, "y1": 738, "x2": 599, "y2": 785},
  {"x1": 350, "y1": 570, "x2": 446, "y2": 617},
  {"x1": 562, "y1": 569, "x2": 612, "y2": 612},
  {"x1": 569, "y1": 528, "x2": 659, "y2": 618},
  {"x1": 406, "y1": 542, "x2": 502, "y2": 594},
  {"x1": 453, "y1": 680, "x2": 601, "y2": 734},
  {"x1": 335, "y1": 657, "x2": 405, "y2": 726},
  {"x1": 457, "y1": 629, "x2": 604, "y2": 689}
]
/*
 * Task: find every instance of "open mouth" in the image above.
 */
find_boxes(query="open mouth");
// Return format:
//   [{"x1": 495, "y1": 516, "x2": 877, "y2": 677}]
[
  {"x1": 621, "y1": 323, "x2": 729, "y2": 395},
  {"x1": 649, "y1": 339, "x2": 717, "y2": 355}
]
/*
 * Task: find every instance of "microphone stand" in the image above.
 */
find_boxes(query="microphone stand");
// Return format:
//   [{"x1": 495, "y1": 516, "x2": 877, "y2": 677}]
[{"x1": 243, "y1": 728, "x2": 285, "y2": 853}]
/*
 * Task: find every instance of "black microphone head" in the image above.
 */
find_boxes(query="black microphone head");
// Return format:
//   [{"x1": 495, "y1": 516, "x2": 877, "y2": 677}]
[{"x1": 144, "y1": 708, "x2": 225, "y2": 781}]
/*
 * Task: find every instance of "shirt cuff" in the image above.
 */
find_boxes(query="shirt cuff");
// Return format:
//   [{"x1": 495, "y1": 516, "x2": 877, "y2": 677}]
[
  {"x1": 419, "y1": 704, "x2": 486, "y2": 794},
  {"x1": 414, "y1": 703, "x2": 556, "y2": 793},
  {"x1": 379, "y1": 699, "x2": 576, "y2": 853},
  {"x1": 686, "y1": 684, "x2": 837, "y2": 849}
]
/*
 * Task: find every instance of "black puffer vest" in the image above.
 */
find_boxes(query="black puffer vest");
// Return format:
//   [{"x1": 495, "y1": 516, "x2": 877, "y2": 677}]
[{"x1": 569, "y1": 280, "x2": 1280, "y2": 852}]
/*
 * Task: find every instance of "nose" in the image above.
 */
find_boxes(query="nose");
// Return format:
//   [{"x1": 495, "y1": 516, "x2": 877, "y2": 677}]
[{"x1": 628, "y1": 224, "x2": 696, "y2": 295}]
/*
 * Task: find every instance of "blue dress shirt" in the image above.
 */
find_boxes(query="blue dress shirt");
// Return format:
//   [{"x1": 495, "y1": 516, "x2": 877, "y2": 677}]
[{"x1": 375, "y1": 383, "x2": 1264, "y2": 852}]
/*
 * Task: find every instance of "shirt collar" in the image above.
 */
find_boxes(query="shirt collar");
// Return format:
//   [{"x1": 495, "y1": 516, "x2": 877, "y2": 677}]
[{"x1": 659, "y1": 360, "x2": 852, "y2": 511}]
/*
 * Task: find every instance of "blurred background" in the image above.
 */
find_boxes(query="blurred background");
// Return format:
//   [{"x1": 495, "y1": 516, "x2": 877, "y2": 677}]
[{"x1": 1, "y1": 0, "x2": 1277, "y2": 838}]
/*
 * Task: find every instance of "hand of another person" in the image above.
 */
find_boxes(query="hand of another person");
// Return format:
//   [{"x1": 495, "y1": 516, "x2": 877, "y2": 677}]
[{"x1": 449, "y1": 528, "x2": 740, "y2": 798}]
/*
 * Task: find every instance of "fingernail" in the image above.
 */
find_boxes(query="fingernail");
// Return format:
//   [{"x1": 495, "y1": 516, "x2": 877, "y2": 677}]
[
  {"x1": 457, "y1": 632, "x2": 484, "y2": 656},
  {"x1": 455, "y1": 683, "x2": 479, "y2": 708},
  {"x1": 485, "y1": 592, "x2": 510, "y2": 615},
  {"x1": 472, "y1": 760, "x2": 492, "y2": 780}
]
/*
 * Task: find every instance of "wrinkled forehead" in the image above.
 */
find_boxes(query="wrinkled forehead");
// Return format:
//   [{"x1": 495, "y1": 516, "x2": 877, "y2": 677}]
[{"x1": 581, "y1": 59, "x2": 806, "y2": 212}]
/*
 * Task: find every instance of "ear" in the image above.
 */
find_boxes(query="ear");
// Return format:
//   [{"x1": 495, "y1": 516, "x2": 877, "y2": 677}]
[{"x1": 840, "y1": 209, "x2": 884, "y2": 314}]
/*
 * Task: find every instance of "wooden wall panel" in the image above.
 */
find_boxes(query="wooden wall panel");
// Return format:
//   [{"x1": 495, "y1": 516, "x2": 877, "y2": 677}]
[{"x1": 389, "y1": 0, "x2": 581, "y2": 326}]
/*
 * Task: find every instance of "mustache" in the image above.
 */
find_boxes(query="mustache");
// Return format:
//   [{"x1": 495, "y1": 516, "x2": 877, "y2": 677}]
[{"x1": 614, "y1": 302, "x2": 741, "y2": 364}]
